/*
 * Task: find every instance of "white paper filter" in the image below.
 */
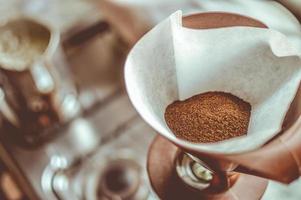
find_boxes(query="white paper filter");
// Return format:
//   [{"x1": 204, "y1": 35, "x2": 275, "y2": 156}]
[{"x1": 125, "y1": 11, "x2": 301, "y2": 154}]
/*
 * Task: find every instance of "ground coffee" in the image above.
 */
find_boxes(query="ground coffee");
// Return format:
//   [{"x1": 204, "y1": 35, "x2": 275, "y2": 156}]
[{"x1": 164, "y1": 92, "x2": 251, "y2": 143}]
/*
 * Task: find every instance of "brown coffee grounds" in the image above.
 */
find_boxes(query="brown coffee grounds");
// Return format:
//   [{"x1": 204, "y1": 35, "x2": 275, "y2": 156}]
[{"x1": 164, "y1": 92, "x2": 251, "y2": 143}]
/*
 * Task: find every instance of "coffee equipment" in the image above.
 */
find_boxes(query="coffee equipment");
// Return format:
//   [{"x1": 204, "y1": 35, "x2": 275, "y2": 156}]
[
  {"x1": 0, "y1": 16, "x2": 80, "y2": 146},
  {"x1": 124, "y1": 11, "x2": 301, "y2": 200},
  {"x1": 0, "y1": 9, "x2": 156, "y2": 200},
  {"x1": 1, "y1": 1, "x2": 301, "y2": 200}
]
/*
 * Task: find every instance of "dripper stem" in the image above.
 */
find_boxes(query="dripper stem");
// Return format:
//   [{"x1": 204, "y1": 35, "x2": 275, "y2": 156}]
[{"x1": 176, "y1": 151, "x2": 237, "y2": 193}]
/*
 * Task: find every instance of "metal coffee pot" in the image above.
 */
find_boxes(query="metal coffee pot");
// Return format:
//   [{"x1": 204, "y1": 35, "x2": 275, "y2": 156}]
[{"x1": 0, "y1": 16, "x2": 80, "y2": 145}]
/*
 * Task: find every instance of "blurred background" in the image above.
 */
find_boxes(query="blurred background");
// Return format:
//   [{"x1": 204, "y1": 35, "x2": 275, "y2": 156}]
[{"x1": 0, "y1": 0, "x2": 301, "y2": 200}]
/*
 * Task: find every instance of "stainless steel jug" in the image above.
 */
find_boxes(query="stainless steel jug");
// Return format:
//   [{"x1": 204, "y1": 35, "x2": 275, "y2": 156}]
[{"x1": 0, "y1": 16, "x2": 80, "y2": 145}]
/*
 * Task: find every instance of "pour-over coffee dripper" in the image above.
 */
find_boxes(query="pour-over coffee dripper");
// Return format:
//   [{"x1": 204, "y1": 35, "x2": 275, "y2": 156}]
[{"x1": 125, "y1": 12, "x2": 301, "y2": 200}]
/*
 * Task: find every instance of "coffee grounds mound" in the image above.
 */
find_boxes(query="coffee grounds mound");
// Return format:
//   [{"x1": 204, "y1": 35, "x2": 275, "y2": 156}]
[{"x1": 164, "y1": 92, "x2": 251, "y2": 143}]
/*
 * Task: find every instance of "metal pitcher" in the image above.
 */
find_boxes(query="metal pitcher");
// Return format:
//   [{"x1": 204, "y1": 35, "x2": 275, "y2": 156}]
[{"x1": 0, "y1": 16, "x2": 80, "y2": 145}]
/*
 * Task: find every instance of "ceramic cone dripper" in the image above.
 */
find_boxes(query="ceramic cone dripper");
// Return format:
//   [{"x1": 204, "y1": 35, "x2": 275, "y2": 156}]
[{"x1": 125, "y1": 11, "x2": 301, "y2": 157}]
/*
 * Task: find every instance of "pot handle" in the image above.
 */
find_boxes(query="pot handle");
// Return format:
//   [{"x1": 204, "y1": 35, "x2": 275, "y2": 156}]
[
  {"x1": 62, "y1": 20, "x2": 110, "y2": 48},
  {"x1": 228, "y1": 116, "x2": 301, "y2": 184}
]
